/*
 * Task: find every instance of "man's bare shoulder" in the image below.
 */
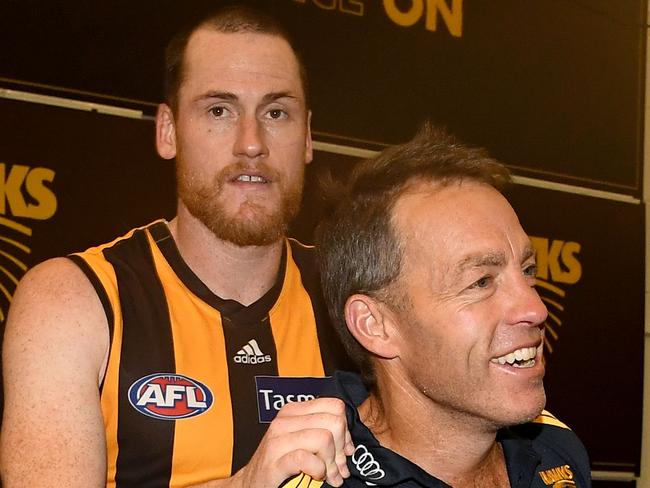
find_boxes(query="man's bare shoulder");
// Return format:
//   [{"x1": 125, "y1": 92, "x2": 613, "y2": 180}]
[
  {"x1": 5, "y1": 256, "x2": 110, "y2": 384},
  {"x1": 1, "y1": 257, "x2": 110, "y2": 487},
  {"x1": 14, "y1": 255, "x2": 99, "y2": 300}
]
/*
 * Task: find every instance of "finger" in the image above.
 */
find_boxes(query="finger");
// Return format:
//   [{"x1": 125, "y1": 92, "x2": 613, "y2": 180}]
[
  {"x1": 300, "y1": 428, "x2": 341, "y2": 484},
  {"x1": 336, "y1": 430, "x2": 354, "y2": 477},
  {"x1": 272, "y1": 412, "x2": 350, "y2": 476},
  {"x1": 344, "y1": 429, "x2": 355, "y2": 456},
  {"x1": 275, "y1": 398, "x2": 350, "y2": 457},
  {"x1": 276, "y1": 397, "x2": 345, "y2": 418},
  {"x1": 277, "y1": 449, "x2": 333, "y2": 486},
  {"x1": 337, "y1": 427, "x2": 354, "y2": 477},
  {"x1": 273, "y1": 430, "x2": 344, "y2": 486},
  {"x1": 272, "y1": 398, "x2": 353, "y2": 480},
  {"x1": 335, "y1": 449, "x2": 350, "y2": 479}
]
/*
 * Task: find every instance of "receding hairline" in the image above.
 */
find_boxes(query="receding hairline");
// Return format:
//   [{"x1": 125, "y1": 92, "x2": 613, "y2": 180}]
[
  {"x1": 178, "y1": 27, "x2": 307, "y2": 98},
  {"x1": 387, "y1": 177, "x2": 504, "y2": 231},
  {"x1": 185, "y1": 25, "x2": 302, "y2": 62},
  {"x1": 398, "y1": 173, "x2": 506, "y2": 198},
  {"x1": 164, "y1": 6, "x2": 310, "y2": 113},
  {"x1": 390, "y1": 180, "x2": 535, "y2": 276}
]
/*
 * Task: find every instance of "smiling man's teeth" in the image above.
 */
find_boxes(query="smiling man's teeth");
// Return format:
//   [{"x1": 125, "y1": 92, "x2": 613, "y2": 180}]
[
  {"x1": 491, "y1": 346, "x2": 538, "y2": 368},
  {"x1": 236, "y1": 175, "x2": 267, "y2": 183}
]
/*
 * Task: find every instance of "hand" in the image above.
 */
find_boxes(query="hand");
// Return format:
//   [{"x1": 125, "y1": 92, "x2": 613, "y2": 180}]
[{"x1": 236, "y1": 397, "x2": 354, "y2": 488}]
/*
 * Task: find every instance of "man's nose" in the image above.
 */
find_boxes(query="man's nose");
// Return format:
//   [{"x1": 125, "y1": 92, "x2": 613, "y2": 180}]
[
  {"x1": 508, "y1": 276, "x2": 548, "y2": 328},
  {"x1": 233, "y1": 115, "x2": 268, "y2": 159}
]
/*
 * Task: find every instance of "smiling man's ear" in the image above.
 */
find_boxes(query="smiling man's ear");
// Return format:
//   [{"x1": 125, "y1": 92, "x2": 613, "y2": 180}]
[{"x1": 345, "y1": 294, "x2": 401, "y2": 360}]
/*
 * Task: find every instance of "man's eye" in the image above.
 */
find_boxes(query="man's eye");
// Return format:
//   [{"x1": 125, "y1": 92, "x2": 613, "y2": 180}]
[
  {"x1": 523, "y1": 264, "x2": 538, "y2": 277},
  {"x1": 470, "y1": 276, "x2": 492, "y2": 289},
  {"x1": 209, "y1": 106, "x2": 226, "y2": 117},
  {"x1": 267, "y1": 109, "x2": 286, "y2": 119}
]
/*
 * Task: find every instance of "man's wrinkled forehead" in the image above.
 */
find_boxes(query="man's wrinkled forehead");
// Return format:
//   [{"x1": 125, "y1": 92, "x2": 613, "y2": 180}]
[{"x1": 392, "y1": 180, "x2": 529, "y2": 264}]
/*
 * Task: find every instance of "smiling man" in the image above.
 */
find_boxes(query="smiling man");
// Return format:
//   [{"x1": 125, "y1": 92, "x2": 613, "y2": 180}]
[
  {"x1": 1, "y1": 6, "x2": 354, "y2": 488},
  {"x1": 315, "y1": 125, "x2": 591, "y2": 487}
]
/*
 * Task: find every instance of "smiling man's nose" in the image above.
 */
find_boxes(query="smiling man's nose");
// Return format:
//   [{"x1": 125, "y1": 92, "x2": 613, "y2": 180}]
[{"x1": 508, "y1": 278, "x2": 548, "y2": 328}]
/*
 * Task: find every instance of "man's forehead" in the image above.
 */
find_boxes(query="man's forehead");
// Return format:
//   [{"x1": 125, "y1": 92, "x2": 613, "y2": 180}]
[
  {"x1": 392, "y1": 181, "x2": 479, "y2": 233},
  {"x1": 185, "y1": 28, "x2": 300, "y2": 76},
  {"x1": 178, "y1": 29, "x2": 305, "y2": 107},
  {"x1": 393, "y1": 182, "x2": 531, "y2": 266}
]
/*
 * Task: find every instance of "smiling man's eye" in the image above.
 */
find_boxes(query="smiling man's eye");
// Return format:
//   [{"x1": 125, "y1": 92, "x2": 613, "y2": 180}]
[
  {"x1": 471, "y1": 276, "x2": 492, "y2": 289},
  {"x1": 523, "y1": 264, "x2": 537, "y2": 277}
]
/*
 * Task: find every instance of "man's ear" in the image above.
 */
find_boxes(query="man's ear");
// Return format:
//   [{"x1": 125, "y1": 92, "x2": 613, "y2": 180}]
[
  {"x1": 345, "y1": 294, "x2": 400, "y2": 359},
  {"x1": 156, "y1": 103, "x2": 177, "y2": 160},
  {"x1": 304, "y1": 110, "x2": 313, "y2": 165}
]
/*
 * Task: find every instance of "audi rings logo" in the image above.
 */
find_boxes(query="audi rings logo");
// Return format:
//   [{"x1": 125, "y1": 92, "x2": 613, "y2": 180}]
[{"x1": 352, "y1": 444, "x2": 385, "y2": 481}]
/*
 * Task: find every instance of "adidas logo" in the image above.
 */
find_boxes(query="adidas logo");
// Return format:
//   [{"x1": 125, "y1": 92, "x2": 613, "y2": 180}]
[{"x1": 234, "y1": 339, "x2": 272, "y2": 365}]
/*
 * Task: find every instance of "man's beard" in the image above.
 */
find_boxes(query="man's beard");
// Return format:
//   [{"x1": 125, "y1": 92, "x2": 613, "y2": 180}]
[{"x1": 177, "y1": 161, "x2": 304, "y2": 247}]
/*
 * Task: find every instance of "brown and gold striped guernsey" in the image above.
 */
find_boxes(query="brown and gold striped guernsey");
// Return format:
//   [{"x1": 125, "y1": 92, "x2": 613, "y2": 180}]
[{"x1": 69, "y1": 220, "x2": 353, "y2": 488}]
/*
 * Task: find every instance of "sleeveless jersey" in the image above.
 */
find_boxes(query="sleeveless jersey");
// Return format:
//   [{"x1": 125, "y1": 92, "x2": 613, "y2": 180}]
[{"x1": 69, "y1": 220, "x2": 353, "y2": 488}]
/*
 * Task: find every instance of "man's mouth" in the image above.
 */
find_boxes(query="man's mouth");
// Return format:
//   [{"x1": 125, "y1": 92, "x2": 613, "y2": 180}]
[
  {"x1": 234, "y1": 174, "x2": 269, "y2": 183},
  {"x1": 490, "y1": 345, "x2": 540, "y2": 369}
]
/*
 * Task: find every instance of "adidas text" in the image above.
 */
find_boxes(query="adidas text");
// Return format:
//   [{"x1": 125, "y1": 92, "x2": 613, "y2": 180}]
[{"x1": 234, "y1": 354, "x2": 272, "y2": 365}]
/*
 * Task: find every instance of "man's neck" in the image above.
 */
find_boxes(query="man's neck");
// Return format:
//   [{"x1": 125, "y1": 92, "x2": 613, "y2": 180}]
[
  {"x1": 359, "y1": 369, "x2": 510, "y2": 487},
  {"x1": 168, "y1": 212, "x2": 284, "y2": 306}
]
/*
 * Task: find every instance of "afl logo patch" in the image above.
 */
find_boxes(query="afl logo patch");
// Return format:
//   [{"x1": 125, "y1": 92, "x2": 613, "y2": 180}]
[{"x1": 128, "y1": 373, "x2": 213, "y2": 420}]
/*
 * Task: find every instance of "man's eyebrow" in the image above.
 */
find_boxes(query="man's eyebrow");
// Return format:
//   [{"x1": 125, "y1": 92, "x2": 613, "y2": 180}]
[
  {"x1": 193, "y1": 91, "x2": 299, "y2": 105},
  {"x1": 456, "y1": 251, "x2": 507, "y2": 273},
  {"x1": 522, "y1": 243, "x2": 535, "y2": 263},
  {"x1": 458, "y1": 245, "x2": 536, "y2": 267},
  {"x1": 261, "y1": 91, "x2": 299, "y2": 104},
  {"x1": 448, "y1": 244, "x2": 536, "y2": 282},
  {"x1": 194, "y1": 91, "x2": 238, "y2": 103}
]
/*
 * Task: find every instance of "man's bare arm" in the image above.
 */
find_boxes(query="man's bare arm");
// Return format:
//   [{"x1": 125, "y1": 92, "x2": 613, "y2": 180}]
[
  {"x1": 1, "y1": 258, "x2": 109, "y2": 487},
  {"x1": 1, "y1": 259, "x2": 353, "y2": 488}
]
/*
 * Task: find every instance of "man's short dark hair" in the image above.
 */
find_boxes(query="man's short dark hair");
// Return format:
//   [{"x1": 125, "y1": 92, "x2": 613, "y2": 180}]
[
  {"x1": 317, "y1": 124, "x2": 512, "y2": 391},
  {"x1": 164, "y1": 5, "x2": 308, "y2": 113}
]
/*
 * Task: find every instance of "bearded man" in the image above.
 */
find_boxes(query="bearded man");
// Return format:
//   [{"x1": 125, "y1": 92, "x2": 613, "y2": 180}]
[{"x1": 1, "y1": 6, "x2": 354, "y2": 488}]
